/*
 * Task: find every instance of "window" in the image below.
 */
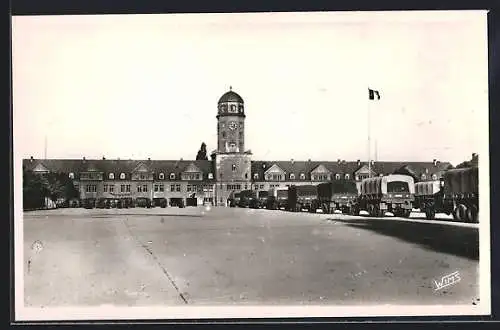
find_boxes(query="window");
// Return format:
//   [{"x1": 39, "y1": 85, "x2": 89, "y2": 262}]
[
  {"x1": 290, "y1": 173, "x2": 295, "y2": 180},
  {"x1": 171, "y1": 184, "x2": 175, "y2": 192},
  {"x1": 232, "y1": 164, "x2": 236, "y2": 171},
  {"x1": 69, "y1": 172, "x2": 75, "y2": 179},
  {"x1": 103, "y1": 185, "x2": 108, "y2": 192},
  {"x1": 176, "y1": 184, "x2": 181, "y2": 192},
  {"x1": 195, "y1": 173, "x2": 200, "y2": 180},
  {"x1": 208, "y1": 173, "x2": 214, "y2": 179},
  {"x1": 109, "y1": 173, "x2": 115, "y2": 180},
  {"x1": 230, "y1": 105, "x2": 236, "y2": 112},
  {"x1": 85, "y1": 184, "x2": 97, "y2": 193},
  {"x1": 300, "y1": 173, "x2": 305, "y2": 180},
  {"x1": 432, "y1": 174, "x2": 437, "y2": 180},
  {"x1": 239, "y1": 132, "x2": 243, "y2": 139},
  {"x1": 143, "y1": 185, "x2": 148, "y2": 192},
  {"x1": 245, "y1": 173, "x2": 248, "y2": 179},
  {"x1": 335, "y1": 174, "x2": 341, "y2": 180},
  {"x1": 345, "y1": 174, "x2": 350, "y2": 180},
  {"x1": 259, "y1": 184, "x2": 264, "y2": 189},
  {"x1": 140, "y1": 174, "x2": 146, "y2": 180},
  {"x1": 126, "y1": 184, "x2": 130, "y2": 192},
  {"x1": 159, "y1": 184, "x2": 164, "y2": 192},
  {"x1": 137, "y1": 185, "x2": 143, "y2": 193},
  {"x1": 421, "y1": 174, "x2": 427, "y2": 180},
  {"x1": 355, "y1": 175, "x2": 359, "y2": 181},
  {"x1": 170, "y1": 173, "x2": 175, "y2": 180},
  {"x1": 244, "y1": 184, "x2": 248, "y2": 190},
  {"x1": 120, "y1": 173, "x2": 126, "y2": 180},
  {"x1": 121, "y1": 185, "x2": 125, "y2": 192},
  {"x1": 159, "y1": 173, "x2": 165, "y2": 180},
  {"x1": 187, "y1": 185, "x2": 192, "y2": 192},
  {"x1": 109, "y1": 185, "x2": 114, "y2": 193},
  {"x1": 154, "y1": 184, "x2": 159, "y2": 192},
  {"x1": 253, "y1": 173, "x2": 259, "y2": 180},
  {"x1": 254, "y1": 185, "x2": 258, "y2": 190}
]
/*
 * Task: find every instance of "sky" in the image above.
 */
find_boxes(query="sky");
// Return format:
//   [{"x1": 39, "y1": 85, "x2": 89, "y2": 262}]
[{"x1": 12, "y1": 11, "x2": 489, "y2": 166}]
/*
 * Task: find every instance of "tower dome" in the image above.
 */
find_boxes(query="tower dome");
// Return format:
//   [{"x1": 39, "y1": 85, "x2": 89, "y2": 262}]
[{"x1": 218, "y1": 87, "x2": 244, "y2": 104}]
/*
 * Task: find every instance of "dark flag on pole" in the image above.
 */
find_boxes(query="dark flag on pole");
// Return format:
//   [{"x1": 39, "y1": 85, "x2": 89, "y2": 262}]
[{"x1": 368, "y1": 88, "x2": 381, "y2": 100}]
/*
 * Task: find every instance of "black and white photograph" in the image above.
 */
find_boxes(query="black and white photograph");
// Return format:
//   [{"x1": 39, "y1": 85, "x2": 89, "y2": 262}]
[{"x1": 12, "y1": 10, "x2": 490, "y2": 320}]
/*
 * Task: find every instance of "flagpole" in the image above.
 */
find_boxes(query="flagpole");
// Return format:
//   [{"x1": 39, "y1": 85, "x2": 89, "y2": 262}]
[{"x1": 368, "y1": 88, "x2": 371, "y2": 179}]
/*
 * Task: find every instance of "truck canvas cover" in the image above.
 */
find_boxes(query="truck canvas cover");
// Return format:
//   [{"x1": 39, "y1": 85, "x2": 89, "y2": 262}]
[
  {"x1": 317, "y1": 180, "x2": 357, "y2": 200},
  {"x1": 415, "y1": 180, "x2": 441, "y2": 196},
  {"x1": 443, "y1": 167, "x2": 478, "y2": 195},
  {"x1": 360, "y1": 174, "x2": 415, "y2": 195}
]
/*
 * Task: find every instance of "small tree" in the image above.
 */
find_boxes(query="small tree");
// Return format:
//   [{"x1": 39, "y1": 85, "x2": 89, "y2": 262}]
[{"x1": 196, "y1": 142, "x2": 208, "y2": 160}]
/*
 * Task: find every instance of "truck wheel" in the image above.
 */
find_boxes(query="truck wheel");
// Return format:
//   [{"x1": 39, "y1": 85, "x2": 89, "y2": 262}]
[
  {"x1": 425, "y1": 208, "x2": 436, "y2": 220},
  {"x1": 453, "y1": 204, "x2": 467, "y2": 222},
  {"x1": 404, "y1": 210, "x2": 411, "y2": 218},
  {"x1": 467, "y1": 205, "x2": 479, "y2": 223}
]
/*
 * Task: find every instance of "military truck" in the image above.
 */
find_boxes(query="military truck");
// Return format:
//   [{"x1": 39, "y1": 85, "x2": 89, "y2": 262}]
[
  {"x1": 414, "y1": 180, "x2": 444, "y2": 220},
  {"x1": 265, "y1": 187, "x2": 289, "y2": 210},
  {"x1": 286, "y1": 185, "x2": 319, "y2": 212},
  {"x1": 442, "y1": 167, "x2": 479, "y2": 223},
  {"x1": 317, "y1": 180, "x2": 358, "y2": 214},
  {"x1": 357, "y1": 174, "x2": 415, "y2": 217},
  {"x1": 238, "y1": 190, "x2": 255, "y2": 208}
]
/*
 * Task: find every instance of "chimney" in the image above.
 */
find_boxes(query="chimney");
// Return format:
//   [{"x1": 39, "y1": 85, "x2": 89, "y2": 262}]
[
  {"x1": 83, "y1": 157, "x2": 86, "y2": 161},
  {"x1": 30, "y1": 156, "x2": 34, "y2": 162},
  {"x1": 262, "y1": 163, "x2": 266, "y2": 169},
  {"x1": 291, "y1": 158, "x2": 294, "y2": 165},
  {"x1": 308, "y1": 159, "x2": 311, "y2": 162},
  {"x1": 337, "y1": 159, "x2": 341, "y2": 164},
  {"x1": 148, "y1": 157, "x2": 151, "y2": 161},
  {"x1": 472, "y1": 153, "x2": 478, "y2": 159},
  {"x1": 357, "y1": 159, "x2": 360, "y2": 166},
  {"x1": 433, "y1": 159, "x2": 437, "y2": 166},
  {"x1": 102, "y1": 156, "x2": 106, "y2": 160},
  {"x1": 370, "y1": 160, "x2": 374, "y2": 166}
]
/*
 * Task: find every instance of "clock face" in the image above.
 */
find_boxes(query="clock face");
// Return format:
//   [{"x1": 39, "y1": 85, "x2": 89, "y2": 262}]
[{"x1": 228, "y1": 121, "x2": 237, "y2": 130}]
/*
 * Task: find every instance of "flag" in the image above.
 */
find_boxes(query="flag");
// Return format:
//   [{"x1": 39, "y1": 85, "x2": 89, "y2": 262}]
[{"x1": 368, "y1": 88, "x2": 381, "y2": 100}]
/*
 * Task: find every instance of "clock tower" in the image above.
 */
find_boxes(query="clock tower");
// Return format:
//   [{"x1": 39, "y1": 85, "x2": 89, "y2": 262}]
[{"x1": 213, "y1": 87, "x2": 252, "y2": 206}]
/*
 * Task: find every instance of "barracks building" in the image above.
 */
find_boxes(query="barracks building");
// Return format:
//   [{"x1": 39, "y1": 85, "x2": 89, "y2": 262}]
[{"x1": 22, "y1": 89, "x2": 453, "y2": 207}]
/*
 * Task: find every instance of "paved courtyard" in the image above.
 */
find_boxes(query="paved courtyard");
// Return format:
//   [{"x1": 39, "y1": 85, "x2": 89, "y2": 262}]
[{"x1": 23, "y1": 207, "x2": 480, "y2": 307}]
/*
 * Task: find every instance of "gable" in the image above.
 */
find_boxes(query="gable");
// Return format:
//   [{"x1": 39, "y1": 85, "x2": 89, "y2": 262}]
[
  {"x1": 183, "y1": 163, "x2": 201, "y2": 173},
  {"x1": 311, "y1": 164, "x2": 331, "y2": 174},
  {"x1": 33, "y1": 163, "x2": 50, "y2": 173},
  {"x1": 132, "y1": 162, "x2": 150, "y2": 173},
  {"x1": 354, "y1": 164, "x2": 376, "y2": 175},
  {"x1": 264, "y1": 164, "x2": 286, "y2": 175}
]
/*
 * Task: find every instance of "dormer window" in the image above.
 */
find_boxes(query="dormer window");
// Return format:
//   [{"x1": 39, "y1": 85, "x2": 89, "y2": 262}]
[
  {"x1": 253, "y1": 173, "x2": 259, "y2": 180},
  {"x1": 109, "y1": 173, "x2": 115, "y2": 180},
  {"x1": 290, "y1": 173, "x2": 295, "y2": 180},
  {"x1": 299, "y1": 173, "x2": 305, "y2": 180},
  {"x1": 432, "y1": 174, "x2": 438, "y2": 180},
  {"x1": 120, "y1": 173, "x2": 126, "y2": 180},
  {"x1": 208, "y1": 173, "x2": 214, "y2": 179},
  {"x1": 335, "y1": 174, "x2": 341, "y2": 180},
  {"x1": 159, "y1": 173, "x2": 165, "y2": 180},
  {"x1": 421, "y1": 174, "x2": 427, "y2": 180},
  {"x1": 170, "y1": 173, "x2": 175, "y2": 180},
  {"x1": 232, "y1": 164, "x2": 236, "y2": 172},
  {"x1": 68, "y1": 172, "x2": 75, "y2": 179},
  {"x1": 345, "y1": 174, "x2": 350, "y2": 180}
]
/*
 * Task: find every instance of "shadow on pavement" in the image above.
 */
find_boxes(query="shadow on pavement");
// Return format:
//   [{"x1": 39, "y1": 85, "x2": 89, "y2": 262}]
[{"x1": 329, "y1": 217, "x2": 479, "y2": 261}]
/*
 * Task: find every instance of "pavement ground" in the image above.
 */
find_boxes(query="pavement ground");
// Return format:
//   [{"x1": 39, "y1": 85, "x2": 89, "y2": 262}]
[{"x1": 23, "y1": 207, "x2": 480, "y2": 307}]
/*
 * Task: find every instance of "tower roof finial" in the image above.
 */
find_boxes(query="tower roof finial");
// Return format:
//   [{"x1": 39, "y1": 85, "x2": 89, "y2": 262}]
[{"x1": 229, "y1": 85, "x2": 232, "y2": 91}]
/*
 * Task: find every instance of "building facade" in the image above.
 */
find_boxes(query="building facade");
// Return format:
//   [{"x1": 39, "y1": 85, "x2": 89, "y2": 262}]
[{"x1": 23, "y1": 88, "x2": 455, "y2": 207}]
